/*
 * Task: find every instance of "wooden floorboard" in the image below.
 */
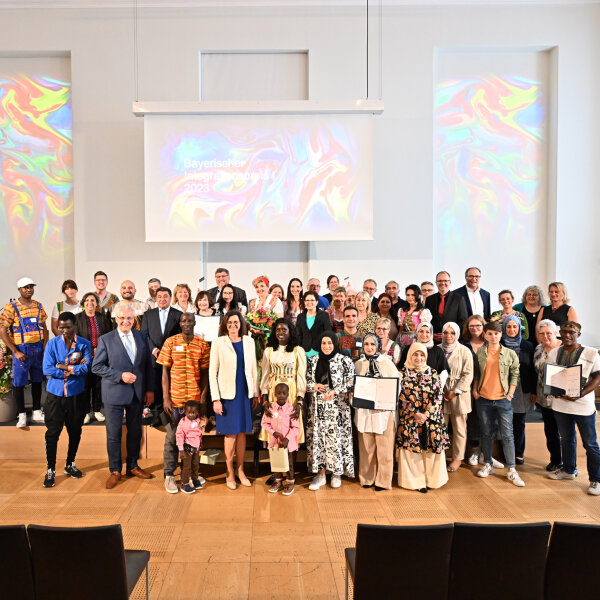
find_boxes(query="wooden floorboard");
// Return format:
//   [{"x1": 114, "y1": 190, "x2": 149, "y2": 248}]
[{"x1": 2, "y1": 420, "x2": 600, "y2": 599}]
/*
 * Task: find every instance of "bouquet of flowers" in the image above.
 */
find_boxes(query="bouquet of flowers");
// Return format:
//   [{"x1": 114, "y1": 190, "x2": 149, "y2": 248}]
[
  {"x1": 0, "y1": 341, "x2": 13, "y2": 396},
  {"x1": 245, "y1": 307, "x2": 277, "y2": 335}
]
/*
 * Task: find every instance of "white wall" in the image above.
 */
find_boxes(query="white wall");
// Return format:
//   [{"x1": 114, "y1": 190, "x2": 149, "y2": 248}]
[{"x1": 1, "y1": 3, "x2": 599, "y2": 344}]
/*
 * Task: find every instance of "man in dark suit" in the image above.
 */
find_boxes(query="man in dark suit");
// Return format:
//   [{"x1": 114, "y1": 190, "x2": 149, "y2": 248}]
[
  {"x1": 141, "y1": 286, "x2": 181, "y2": 423},
  {"x1": 206, "y1": 267, "x2": 248, "y2": 309},
  {"x1": 425, "y1": 271, "x2": 469, "y2": 343},
  {"x1": 454, "y1": 266, "x2": 491, "y2": 321},
  {"x1": 92, "y1": 305, "x2": 154, "y2": 489}
]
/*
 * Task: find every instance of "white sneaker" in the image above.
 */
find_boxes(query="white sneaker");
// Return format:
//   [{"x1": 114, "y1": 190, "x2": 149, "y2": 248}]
[
  {"x1": 478, "y1": 454, "x2": 504, "y2": 469},
  {"x1": 83, "y1": 413, "x2": 91, "y2": 425},
  {"x1": 330, "y1": 474, "x2": 342, "y2": 488},
  {"x1": 467, "y1": 453, "x2": 480, "y2": 466},
  {"x1": 94, "y1": 411, "x2": 105, "y2": 422},
  {"x1": 16, "y1": 413, "x2": 27, "y2": 428},
  {"x1": 308, "y1": 474, "x2": 326, "y2": 491},
  {"x1": 164, "y1": 475, "x2": 179, "y2": 494},
  {"x1": 32, "y1": 409, "x2": 44, "y2": 423},
  {"x1": 477, "y1": 463, "x2": 494, "y2": 478},
  {"x1": 588, "y1": 482, "x2": 600, "y2": 496},
  {"x1": 507, "y1": 468, "x2": 525, "y2": 487},
  {"x1": 548, "y1": 468, "x2": 577, "y2": 481}
]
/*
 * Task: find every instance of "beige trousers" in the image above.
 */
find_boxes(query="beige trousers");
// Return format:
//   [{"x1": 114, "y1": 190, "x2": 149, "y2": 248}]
[
  {"x1": 444, "y1": 413, "x2": 468, "y2": 461},
  {"x1": 397, "y1": 448, "x2": 448, "y2": 490},
  {"x1": 357, "y1": 416, "x2": 396, "y2": 490}
]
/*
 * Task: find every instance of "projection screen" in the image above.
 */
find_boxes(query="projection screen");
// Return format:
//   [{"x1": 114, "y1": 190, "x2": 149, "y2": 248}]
[{"x1": 144, "y1": 113, "x2": 373, "y2": 242}]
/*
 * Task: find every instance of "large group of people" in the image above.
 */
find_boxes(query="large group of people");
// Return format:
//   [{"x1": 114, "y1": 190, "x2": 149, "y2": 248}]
[{"x1": 1, "y1": 266, "x2": 599, "y2": 498}]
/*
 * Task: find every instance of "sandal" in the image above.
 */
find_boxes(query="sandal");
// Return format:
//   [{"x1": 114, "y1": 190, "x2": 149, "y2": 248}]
[{"x1": 282, "y1": 479, "x2": 295, "y2": 496}]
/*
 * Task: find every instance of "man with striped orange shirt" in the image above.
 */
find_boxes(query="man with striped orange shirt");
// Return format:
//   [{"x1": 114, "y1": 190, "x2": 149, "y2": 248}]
[{"x1": 158, "y1": 312, "x2": 210, "y2": 494}]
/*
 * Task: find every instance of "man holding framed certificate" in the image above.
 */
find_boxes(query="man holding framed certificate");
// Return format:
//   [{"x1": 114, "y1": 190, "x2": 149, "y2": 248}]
[{"x1": 546, "y1": 322, "x2": 600, "y2": 496}]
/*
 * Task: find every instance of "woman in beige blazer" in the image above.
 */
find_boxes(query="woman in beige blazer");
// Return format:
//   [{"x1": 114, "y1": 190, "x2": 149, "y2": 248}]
[
  {"x1": 209, "y1": 310, "x2": 259, "y2": 490},
  {"x1": 441, "y1": 322, "x2": 474, "y2": 472}
]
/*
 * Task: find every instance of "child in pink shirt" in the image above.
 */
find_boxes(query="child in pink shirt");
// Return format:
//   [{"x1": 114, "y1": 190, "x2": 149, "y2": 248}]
[
  {"x1": 261, "y1": 383, "x2": 300, "y2": 496},
  {"x1": 176, "y1": 400, "x2": 203, "y2": 494}
]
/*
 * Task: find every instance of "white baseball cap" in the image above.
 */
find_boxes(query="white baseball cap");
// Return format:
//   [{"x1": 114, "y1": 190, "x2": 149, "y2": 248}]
[{"x1": 17, "y1": 277, "x2": 36, "y2": 288}]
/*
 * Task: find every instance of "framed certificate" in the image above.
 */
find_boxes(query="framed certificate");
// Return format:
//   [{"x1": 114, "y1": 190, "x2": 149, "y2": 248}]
[
  {"x1": 352, "y1": 375, "x2": 400, "y2": 411},
  {"x1": 543, "y1": 363, "x2": 582, "y2": 397},
  {"x1": 194, "y1": 315, "x2": 220, "y2": 342}
]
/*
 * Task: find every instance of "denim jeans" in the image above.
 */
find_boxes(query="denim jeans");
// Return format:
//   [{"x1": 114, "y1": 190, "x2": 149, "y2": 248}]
[
  {"x1": 553, "y1": 410, "x2": 600, "y2": 482},
  {"x1": 476, "y1": 397, "x2": 516, "y2": 468}
]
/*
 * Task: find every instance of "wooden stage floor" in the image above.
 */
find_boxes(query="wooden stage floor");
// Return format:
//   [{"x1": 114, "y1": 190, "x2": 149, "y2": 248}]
[{"x1": 1, "y1": 420, "x2": 599, "y2": 599}]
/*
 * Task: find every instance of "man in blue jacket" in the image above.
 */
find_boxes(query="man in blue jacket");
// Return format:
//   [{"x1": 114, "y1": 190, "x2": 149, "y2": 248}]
[
  {"x1": 42, "y1": 312, "x2": 92, "y2": 488},
  {"x1": 92, "y1": 304, "x2": 154, "y2": 489}
]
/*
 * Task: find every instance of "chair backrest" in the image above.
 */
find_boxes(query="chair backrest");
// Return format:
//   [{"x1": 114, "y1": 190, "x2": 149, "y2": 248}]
[
  {"x1": 449, "y1": 521, "x2": 552, "y2": 600},
  {"x1": 28, "y1": 523, "x2": 130, "y2": 600},
  {"x1": 545, "y1": 521, "x2": 600, "y2": 600},
  {"x1": 0, "y1": 525, "x2": 35, "y2": 600},
  {"x1": 352, "y1": 523, "x2": 454, "y2": 600}
]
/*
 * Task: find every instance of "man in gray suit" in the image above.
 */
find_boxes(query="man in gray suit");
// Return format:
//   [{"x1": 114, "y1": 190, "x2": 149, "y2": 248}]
[{"x1": 92, "y1": 305, "x2": 154, "y2": 489}]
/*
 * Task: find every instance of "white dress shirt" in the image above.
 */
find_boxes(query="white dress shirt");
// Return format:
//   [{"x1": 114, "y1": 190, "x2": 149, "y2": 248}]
[
  {"x1": 119, "y1": 330, "x2": 137, "y2": 362},
  {"x1": 467, "y1": 287, "x2": 484, "y2": 317}
]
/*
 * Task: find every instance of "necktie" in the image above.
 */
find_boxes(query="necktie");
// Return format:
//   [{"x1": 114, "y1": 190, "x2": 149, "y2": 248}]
[
  {"x1": 160, "y1": 309, "x2": 167, "y2": 334},
  {"x1": 438, "y1": 294, "x2": 446, "y2": 317},
  {"x1": 123, "y1": 334, "x2": 135, "y2": 363}
]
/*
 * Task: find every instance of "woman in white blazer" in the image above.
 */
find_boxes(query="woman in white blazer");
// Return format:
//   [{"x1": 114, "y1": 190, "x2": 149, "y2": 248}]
[{"x1": 209, "y1": 310, "x2": 259, "y2": 490}]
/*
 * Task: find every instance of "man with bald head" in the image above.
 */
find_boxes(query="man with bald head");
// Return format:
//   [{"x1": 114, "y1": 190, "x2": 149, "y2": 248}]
[
  {"x1": 110, "y1": 280, "x2": 147, "y2": 329},
  {"x1": 92, "y1": 305, "x2": 155, "y2": 489}
]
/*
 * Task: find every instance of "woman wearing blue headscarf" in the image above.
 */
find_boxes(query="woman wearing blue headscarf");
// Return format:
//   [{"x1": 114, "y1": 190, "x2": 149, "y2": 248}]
[{"x1": 501, "y1": 316, "x2": 536, "y2": 465}]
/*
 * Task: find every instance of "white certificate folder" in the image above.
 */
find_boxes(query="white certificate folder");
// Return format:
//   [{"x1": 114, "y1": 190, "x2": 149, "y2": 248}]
[
  {"x1": 352, "y1": 375, "x2": 399, "y2": 411},
  {"x1": 543, "y1": 363, "x2": 582, "y2": 397}
]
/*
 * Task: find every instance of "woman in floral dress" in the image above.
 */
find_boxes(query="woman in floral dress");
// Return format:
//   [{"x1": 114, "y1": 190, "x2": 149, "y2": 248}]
[
  {"x1": 306, "y1": 332, "x2": 355, "y2": 490},
  {"x1": 396, "y1": 342, "x2": 449, "y2": 492}
]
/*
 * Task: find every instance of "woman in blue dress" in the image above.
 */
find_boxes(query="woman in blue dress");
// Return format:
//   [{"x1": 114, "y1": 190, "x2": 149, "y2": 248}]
[{"x1": 209, "y1": 310, "x2": 259, "y2": 490}]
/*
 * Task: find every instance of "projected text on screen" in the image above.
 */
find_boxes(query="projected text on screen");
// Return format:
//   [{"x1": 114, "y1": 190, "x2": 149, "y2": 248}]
[{"x1": 144, "y1": 114, "x2": 373, "y2": 242}]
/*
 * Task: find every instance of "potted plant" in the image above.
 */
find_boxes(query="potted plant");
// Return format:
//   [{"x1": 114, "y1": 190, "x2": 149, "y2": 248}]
[{"x1": 0, "y1": 341, "x2": 16, "y2": 422}]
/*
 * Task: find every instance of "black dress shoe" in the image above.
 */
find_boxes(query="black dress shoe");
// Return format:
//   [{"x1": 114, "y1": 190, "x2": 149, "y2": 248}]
[
  {"x1": 266, "y1": 474, "x2": 276, "y2": 486},
  {"x1": 418, "y1": 487, "x2": 428, "y2": 494},
  {"x1": 515, "y1": 458, "x2": 525, "y2": 465},
  {"x1": 362, "y1": 484, "x2": 374, "y2": 489},
  {"x1": 374, "y1": 486, "x2": 386, "y2": 492}
]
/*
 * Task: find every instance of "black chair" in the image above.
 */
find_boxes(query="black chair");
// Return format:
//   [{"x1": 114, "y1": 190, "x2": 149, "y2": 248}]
[
  {"x1": 345, "y1": 523, "x2": 454, "y2": 600},
  {"x1": 449, "y1": 522, "x2": 551, "y2": 600},
  {"x1": 545, "y1": 521, "x2": 600, "y2": 600},
  {"x1": 28, "y1": 524, "x2": 150, "y2": 600},
  {"x1": 0, "y1": 525, "x2": 35, "y2": 600}
]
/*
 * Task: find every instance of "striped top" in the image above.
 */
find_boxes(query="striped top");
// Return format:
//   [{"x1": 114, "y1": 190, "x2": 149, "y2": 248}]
[
  {"x1": 157, "y1": 333, "x2": 210, "y2": 406},
  {"x1": 0, "y1": 300, "x2": 47, "y2": 345}
]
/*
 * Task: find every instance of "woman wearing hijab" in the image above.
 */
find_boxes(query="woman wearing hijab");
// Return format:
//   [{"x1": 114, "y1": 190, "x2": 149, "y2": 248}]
[
  {"x1": 306, "y1": 332, "x2": 355, "y2": 490},
  {"x1": 396, "y1": 343, "x2": 449, "y2": 492},
  {"x1": 354, "y1": 333, "x2": 400, "y2": 490},
  {"x1": 501, "y1": 315, "x2": 536, "y2": 465},
  {"x1": 399, "y1": 322, "x2": 449, "y2": 387},
  {"x1": 441, "y1": 322, "x2": 474, "y2": 472}
]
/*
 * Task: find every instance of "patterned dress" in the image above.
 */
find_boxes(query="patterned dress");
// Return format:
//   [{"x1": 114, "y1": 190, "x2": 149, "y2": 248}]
[
  {"x1": 396, "y1": 367, "x2": 449, "y2": 454},
  {"x1": 356, "y1": 313, "x2": 378, "y2": 338},
  {"x1": 306, "y1": 353, "x2": 356, "y2": 476},
  {"x1": 259, "y1": 346, "x2": 307, "y2": 444}
]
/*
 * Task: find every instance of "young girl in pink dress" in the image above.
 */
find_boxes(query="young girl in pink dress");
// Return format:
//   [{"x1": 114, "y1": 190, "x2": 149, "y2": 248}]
[{"x1": 260, "y1": 383, "x2": 300, "y2": 496}]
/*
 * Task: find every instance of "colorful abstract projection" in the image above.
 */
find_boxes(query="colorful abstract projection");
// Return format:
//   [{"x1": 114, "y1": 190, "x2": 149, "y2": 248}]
[
  {"x1": 144, "y1": 114, "x2": 373, "y2": 241},
  {"x1": 0, "y1": 75, "x2": 73, "y2": 264},
  {"x1": 434, "y1": 76, "x2": 544, "y2": 249}
]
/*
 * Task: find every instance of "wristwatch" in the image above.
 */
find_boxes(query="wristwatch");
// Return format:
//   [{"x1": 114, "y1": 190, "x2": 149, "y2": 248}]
[{"x1": 507, "y1": 393, "x2": 514, "y2": 399}]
